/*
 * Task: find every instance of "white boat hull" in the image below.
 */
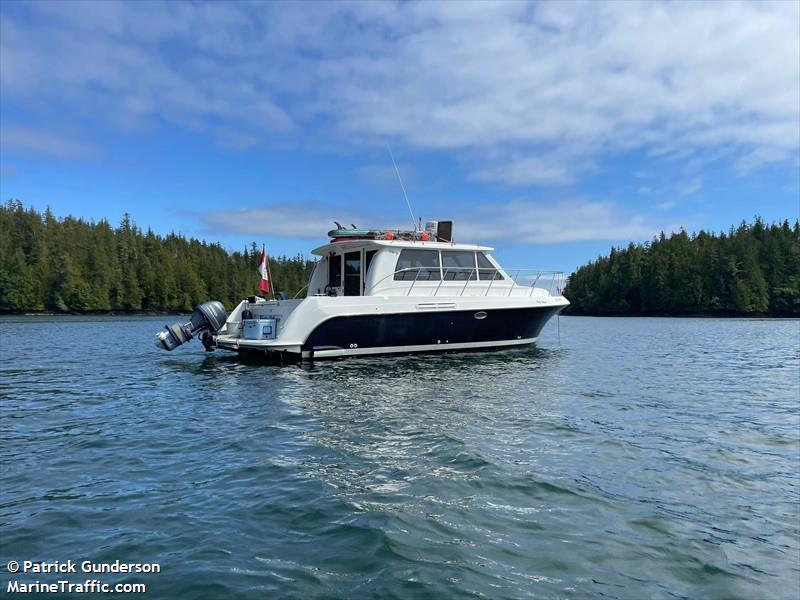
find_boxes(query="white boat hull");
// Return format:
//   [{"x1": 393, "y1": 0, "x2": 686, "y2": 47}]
[{"x1": 214, "y1": 296, "x2": 567, "y2": 359}]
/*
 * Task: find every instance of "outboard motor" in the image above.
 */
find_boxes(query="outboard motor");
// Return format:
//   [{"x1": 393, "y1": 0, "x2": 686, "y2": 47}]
[{"x1": 154, "y1": 300, "x2": 227, "y2": 352}]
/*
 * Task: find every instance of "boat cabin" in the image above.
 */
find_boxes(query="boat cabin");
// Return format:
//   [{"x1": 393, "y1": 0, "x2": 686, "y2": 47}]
[{"x1": 307, "y1": 239, "x2": 508, "y2": 298}]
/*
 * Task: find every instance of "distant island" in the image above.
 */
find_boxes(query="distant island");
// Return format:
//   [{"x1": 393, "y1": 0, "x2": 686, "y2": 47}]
[
  {"x1": 0, "y1": 200, "x2": 314, "y2": 313},
  {"x1": 563, "y1": 217, "x2": 799, "y2": 317}
]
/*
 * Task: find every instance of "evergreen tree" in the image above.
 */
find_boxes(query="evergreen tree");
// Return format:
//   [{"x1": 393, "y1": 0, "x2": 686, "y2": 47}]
[
  {"x1": 564, "y1": 216, "x2": 800, "y2": 316},
  {"x1": 0, "y1": 201, "x2": 317, "y2": 313}
]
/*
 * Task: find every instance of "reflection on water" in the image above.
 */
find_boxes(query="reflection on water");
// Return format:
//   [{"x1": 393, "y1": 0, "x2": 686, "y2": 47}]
[
  {"x1": 1, "y1": 315, "x2": 798, "y2": 599},
  {"x1": 170, "y1": 342, "x2": 558, "y2": 373}
]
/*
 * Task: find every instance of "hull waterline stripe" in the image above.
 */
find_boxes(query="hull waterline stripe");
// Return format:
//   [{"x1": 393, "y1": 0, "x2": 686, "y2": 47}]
[{"x1": 302, "y1": 337, "x2": 538, "y2": 358}]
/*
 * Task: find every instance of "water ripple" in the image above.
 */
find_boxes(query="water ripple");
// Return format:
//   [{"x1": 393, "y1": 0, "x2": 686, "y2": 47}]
[{"x1": 1, "y1": 315, "x2": 798, "y2": 599}]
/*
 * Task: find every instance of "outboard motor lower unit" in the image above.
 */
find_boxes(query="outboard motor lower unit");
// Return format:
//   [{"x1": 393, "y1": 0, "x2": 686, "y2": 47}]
[{"x1": 154, "y1": 301, "x2": 227, "y2": 352}]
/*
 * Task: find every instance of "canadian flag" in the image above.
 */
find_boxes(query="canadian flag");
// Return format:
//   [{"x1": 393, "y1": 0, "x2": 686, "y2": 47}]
[{"x1": 258, "y1": 244, "x2": 270, "y2": 294}]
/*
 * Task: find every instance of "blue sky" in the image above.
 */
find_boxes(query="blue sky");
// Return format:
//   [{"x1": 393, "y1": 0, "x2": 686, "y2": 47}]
[{"x1": 1, "y1": 0, "x2": 798, "y2": 273}]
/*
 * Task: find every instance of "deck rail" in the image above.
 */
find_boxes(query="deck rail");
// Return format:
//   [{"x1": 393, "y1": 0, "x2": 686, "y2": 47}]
[{"x1": 364, "y1": 267, "x2": 565, "y2": 297}]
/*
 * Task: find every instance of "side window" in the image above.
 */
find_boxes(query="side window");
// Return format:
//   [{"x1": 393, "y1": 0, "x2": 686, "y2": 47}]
[
  {"x1": 441, "y1": 251, "x2": 477, "y2": 280},
  {"x1": 363, "y1": 250, "x2": 377, "y2": 293},
  {"x1": 365, "y1": 250, "x2": 377, "y2": 275},
  {"x1": 477, "y1": 253, "x2": 504, "y2": 280},
  {"x1": 394, "y1": 249, "x2": 441, "y2": 281}
]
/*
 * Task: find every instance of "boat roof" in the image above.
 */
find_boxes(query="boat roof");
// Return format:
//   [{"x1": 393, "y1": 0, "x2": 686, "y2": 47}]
[{"x1": 311, "y1": 239, "x2": 494, "y2": 256}]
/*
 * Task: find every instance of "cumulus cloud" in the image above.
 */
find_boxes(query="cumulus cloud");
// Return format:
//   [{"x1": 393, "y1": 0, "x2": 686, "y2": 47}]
[{"x1": 1, "y1": 1, "x2": 797, "y2": 185}]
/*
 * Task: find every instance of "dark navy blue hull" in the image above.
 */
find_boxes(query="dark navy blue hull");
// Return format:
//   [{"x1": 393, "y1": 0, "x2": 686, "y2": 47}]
[{"x1": 302, "y1": 305, "x2": 563, "y2": 355}]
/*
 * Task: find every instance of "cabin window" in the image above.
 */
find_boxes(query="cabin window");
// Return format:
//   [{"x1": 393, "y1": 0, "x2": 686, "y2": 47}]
[
  {"x1": 363, "y1": 250, "x2": 377, "y2": 293},
  {"x1": 477, "y1": 252, "x2": 504, "y2": 280},
  {"x1": 441, "y1": 251, "x2": 477, "y2": 280},
  {"x1": 328, "y1": 254, "x2": 342, "y2": 288},
  {"x1": 365, "y1": 250, "x2": 377, "y2": 276},
  {"x1": 394, "y1": 249, "x2": 440, "y2": 281}
]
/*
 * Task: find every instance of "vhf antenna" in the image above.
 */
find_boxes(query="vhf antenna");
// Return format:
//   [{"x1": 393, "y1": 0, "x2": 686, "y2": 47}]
[{"x1": 387, "y1": 144, "x2": 417, "y2": 231}]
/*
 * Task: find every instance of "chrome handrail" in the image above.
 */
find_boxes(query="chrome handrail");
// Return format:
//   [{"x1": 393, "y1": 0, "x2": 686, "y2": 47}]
[
  {"x1": 530, "y1": 273, "x2": 541, "y2": 298},
  {"x1": 460, "y1": 268, "x2": 476, "y2": 296},
  {"x1": 363, "y1": 266, "x2": 564, "y2": 298},
  {"x1": 407, "y1": 266, "x2": 422, "y2": 295},
  {"x1": 364, "y1": 267, "x2": 431, "y2": 294},
  {"x1": 486, "y1": 269, "x2": 496, "y2": 295}
]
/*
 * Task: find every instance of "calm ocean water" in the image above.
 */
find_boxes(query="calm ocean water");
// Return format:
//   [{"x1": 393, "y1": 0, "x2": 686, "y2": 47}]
[{"x1": 1, "y1": 316, "x2": 798, "y2": 599}]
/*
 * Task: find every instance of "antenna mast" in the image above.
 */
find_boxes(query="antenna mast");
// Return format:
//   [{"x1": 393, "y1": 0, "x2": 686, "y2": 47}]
[{"x1": 387, "y1": 145, "x2": 417, "y2": 231}]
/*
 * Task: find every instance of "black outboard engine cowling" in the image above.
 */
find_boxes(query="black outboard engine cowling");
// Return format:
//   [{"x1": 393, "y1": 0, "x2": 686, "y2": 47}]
[{"x1": 154, "y1": 301, "x2": 227, "y2": 351}]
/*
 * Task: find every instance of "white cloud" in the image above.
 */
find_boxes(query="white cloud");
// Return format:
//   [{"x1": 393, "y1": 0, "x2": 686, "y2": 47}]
[
  {"x1": 0, "y1": 126, "x2": 100, "y2": 159},
  {"x1": 201, "y1": 198, "x2": 663, "y2": 245},
  {"x1": 677, "y1": 177, "x2": 703, "y2": 197},
  {"x1": 1, "y1": 1, "x2": 797, "y2": 185},
  {"x1": 202, "y1": 203, "x2": 380, "y2": 239},
  {"x1": 453, "y1": 199, "x2": 661, "y2": 245},
  {"x1": 473, "y1": 154, "x2": 576, "y2": 186}
]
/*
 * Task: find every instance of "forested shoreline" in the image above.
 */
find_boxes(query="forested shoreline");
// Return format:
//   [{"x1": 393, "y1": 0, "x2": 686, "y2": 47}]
[
  {"x1": 0, "y1": 200, "x2": 315, "y2": 313},
  {"x1": 2, "y1": 201, "x2": 798, "y2": 317},
  {"x1": 563, "y1": 217, "x2": 799, "y2": 317}
]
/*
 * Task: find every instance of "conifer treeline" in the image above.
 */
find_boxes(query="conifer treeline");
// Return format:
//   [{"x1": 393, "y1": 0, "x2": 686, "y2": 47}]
[
  {"x1": 0, "y1": 200, "x2": 316, "y2": 312},
  {"x1": 4, "y1": 202, "x2": 798, "y2": 316},
  {"x1": 563, "y1": 217, "x2": 800, "y2": 316}
]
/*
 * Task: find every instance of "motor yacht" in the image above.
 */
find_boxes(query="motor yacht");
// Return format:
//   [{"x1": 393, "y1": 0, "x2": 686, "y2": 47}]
[{"x1": 154, "y1": 221, "x2": 569, "y2": 359}]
